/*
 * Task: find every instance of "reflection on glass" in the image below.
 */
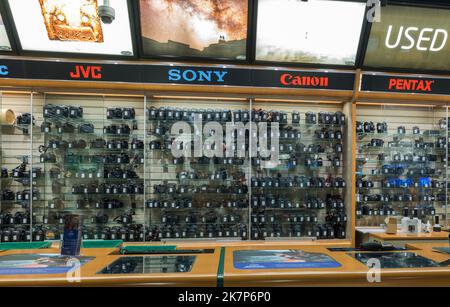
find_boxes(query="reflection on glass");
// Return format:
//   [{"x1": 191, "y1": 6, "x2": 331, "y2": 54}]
[
  {"x1": 140, "y1": 0, "x2": 248, "y2": 60},
  {"x1": 349, "y1": 252, "x2": 441, "y2": 269},
  {"x1": 98, "y1": 256, "x2": 196, "y2": 274},
  {"x1": 255, "y1": 0, "x2": 365, "y2": 65}
]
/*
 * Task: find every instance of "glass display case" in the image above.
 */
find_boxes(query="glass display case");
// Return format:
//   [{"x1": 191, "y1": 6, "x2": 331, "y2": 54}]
[
  {"x1": 0, "y1": 91, "x2": 354, "y2": 242},
  {"x1": 33, "y1": 94, "x2": 146, "y2": 242},
  {"x1": 0, "y1": 93, "x2": 34, "y2": 242},
  {"x1": 355, "y1": 103, "x2": 448, "y2": 227}
]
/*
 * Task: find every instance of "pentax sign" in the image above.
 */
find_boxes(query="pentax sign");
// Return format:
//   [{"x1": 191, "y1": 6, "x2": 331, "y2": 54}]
[{"x1": 361, "y1": 74, "x2": 450, "y2": 95}]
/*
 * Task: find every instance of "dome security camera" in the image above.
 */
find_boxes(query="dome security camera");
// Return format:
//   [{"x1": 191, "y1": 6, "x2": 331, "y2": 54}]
[{"x1": 99, "y1": 0, "x2": 115, "y2": 24}]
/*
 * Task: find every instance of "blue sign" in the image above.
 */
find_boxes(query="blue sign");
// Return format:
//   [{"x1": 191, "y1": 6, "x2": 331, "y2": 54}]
[
  {"x1": 0, "y1": 65, "x2": 8, "y2": 76},
  {"x1": 233, "y1": 250, "x2": 341, "y2": 270},
  {"x1": 168, "y1": 68, "x2": 228, "y2": 83},
  {"x1": 0, "y1": 254, "x2": 94, "y2": 275}
]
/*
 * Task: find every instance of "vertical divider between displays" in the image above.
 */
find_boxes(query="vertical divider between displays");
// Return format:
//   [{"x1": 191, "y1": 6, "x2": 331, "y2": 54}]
[
  {"x1": 143, "y1": 95, "x2": 148, "y2": 242},
  {"x1": 350, "y1": 102, "x2": 357, "y2": 247},
  {"x1": 29, "y1": 92, "x2": 34, "y2": 242},
  {"x1": 248, "y1": 98, "x2": 253, "y2": 241},
  {"x1": 446, "y1": 105, "x2": 449, "y2": 228}
]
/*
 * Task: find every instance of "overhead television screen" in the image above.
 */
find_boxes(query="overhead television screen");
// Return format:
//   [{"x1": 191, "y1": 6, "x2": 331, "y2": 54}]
[
  {"x1": 139, "y1": 0, "x2": 248, "y2": 60},
  {"x1": 364, "y1": 5, "x2": 450, "y2": 71},
  {"x1": 255, "y1": 0, "x2": 366, "y2": 65},
  {"x1": 0, "y1": 14, "x2": 11, "y2": 51},
  {"x1": 7, "y1": 0, "x2": 134, "y2": 56}
]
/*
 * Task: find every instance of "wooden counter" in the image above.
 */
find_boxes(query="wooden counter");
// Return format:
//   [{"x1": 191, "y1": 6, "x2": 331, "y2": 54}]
[
  {"x1": 0, "y1": 246, "x2": 220, "y2": 287},
  {"x1": 223, "y1": 243, "x2": 450, "y2": 287},
  {"x1": 366, "y1": 231, "x2": 449, "y2": 247},
  {"x1": 0, "y1": 241, "x2": 449, "y2": 287}
]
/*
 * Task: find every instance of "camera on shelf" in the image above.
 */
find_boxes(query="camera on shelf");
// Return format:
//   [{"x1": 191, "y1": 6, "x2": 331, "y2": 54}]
[
  {"x1": 397, "y1": 126, "x2": 406, "y2": 134},
  {"x1": 106, "y1": 140, "x2": 128, "y2": 150},
  {"x1": 41, "y1": 122, "x2": 52, "y2": 133},
  {"x1": 106, "y1": 107, "x2": 136, "y2": 120},
  {"x1": 363, "y1": 121, "x2": 375, "y2": 133},
  {"x1": 68, "y1": 139, "x2": 87, "y2": 149},
  {"x1": 131, "y1": 138, "x2": 144, "y2": 149},
  {"x1": 104, "y1": 124, "x2": 131, "y2": 135},
  {"x1": 16, "y1": 189, "x2": 40, "y2": 201},
  {"x1": 78, "y1": 123, "x2": 95, "y2": 134},
  {"x1": 90, "y1": 138, "x2": 106, "y2": 149},
  {"x1": 16, "y1": 113, "x2": 35, "y2": 125},
  {"x1": 1, "y1": 168, "x2": 8, "y2": 178},
  {"x1": 2, "y1": 189, "x2": 15, "y2": 201},
  {"x1": 376, "y1": 122, "x2": 388, "y2": 133},
  {"x1": 305, "y1": 112, "x2": 317, "y2": 124},
  {"x1": 369, "y1": 138, "x2": 384, "y2": 147}
]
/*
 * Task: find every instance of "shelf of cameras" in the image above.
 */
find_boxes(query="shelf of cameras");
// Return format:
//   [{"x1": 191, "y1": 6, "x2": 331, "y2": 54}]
[{"x1": 356, "y1": 121, "x2": 446, "y2": 218}]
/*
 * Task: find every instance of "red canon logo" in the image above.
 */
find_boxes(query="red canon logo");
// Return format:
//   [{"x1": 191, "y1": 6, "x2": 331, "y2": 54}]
[
  {"x1": 388, "y1": 78, "x2": 434, "y2": 92},
  {"x1": 70, "y1": 65, "x2": 102, "y2": 79},
  {"x1": 280, "y1": 73, "x2": 329, "y2": 87}
]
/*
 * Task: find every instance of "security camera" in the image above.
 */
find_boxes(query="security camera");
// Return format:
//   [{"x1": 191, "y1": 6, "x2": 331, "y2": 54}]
[{"x1": 99, "y1": 0, "x2": 115, "y2": 24}]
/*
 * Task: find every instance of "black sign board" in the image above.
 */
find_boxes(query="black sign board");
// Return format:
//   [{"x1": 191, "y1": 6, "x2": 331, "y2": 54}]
[
  {"x1": 0, "y1": 59, "x2": 355, "y2": 91},
  {"x1": 361, "y1": 73, "x2": 450, "y2": 95}
]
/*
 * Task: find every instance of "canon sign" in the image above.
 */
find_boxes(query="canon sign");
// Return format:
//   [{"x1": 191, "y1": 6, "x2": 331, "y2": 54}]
[{"x1": 385, "y1": 25, "x2": 448, "y2": 52}]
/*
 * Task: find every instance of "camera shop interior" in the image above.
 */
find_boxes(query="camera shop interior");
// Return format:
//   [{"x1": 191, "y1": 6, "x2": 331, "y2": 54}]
[{"x1": 1, "y1": 0, "x2": 450, "y2": 287}]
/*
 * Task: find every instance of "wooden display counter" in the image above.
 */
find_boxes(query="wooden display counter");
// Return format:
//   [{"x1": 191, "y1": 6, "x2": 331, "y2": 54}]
[
  {"x1": 0, "y1": 241, "x2": 449, "y2": 287},
  {"x1": 357, "y1": 228, "x2": 449, "y2": 247},
  {"x1": 222, "y1": 244, "x2": 450, "y2": 287},
  {"x1": 0, "y1": 245, "x2": 220, "y2": 287}
]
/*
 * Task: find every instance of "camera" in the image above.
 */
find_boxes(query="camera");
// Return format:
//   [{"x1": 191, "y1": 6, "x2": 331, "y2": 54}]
[
  {"x1": 107, "y1": 108, "x2": 123, "y2": 119},
  {"x1": 91, "y1": 138, "x2": 106, "y2": 149},
  {"x1": 363, "y1": 121, "x2": 375, "y2": 133},
  {"x1": 99, "y1": 0, "x2": 116, "y2": 24},
  {"x1": 55, "y1": 122, "x2": 75, "y2": 134},
  {"x1": 41, "y1": 122, "x2": 51, "y2": 133},
  {"x1": 16, "y1": 113, "x2": 35, "y2": 125},
  {"x1": 369, "y1": 138, "x2": 384, "y2": 147},
  {"x1": 377, "y1": 122, "x2": 388, "y2": 133},
  {"x1": 78, "y1": 123, "x2": 95, "y2": 134},
  {"x1": 397, "y1": 126, "x2": 406, "y2": 134},
  {"x1": 305, "y1": 112, "x2": 317, "y2": 124}
]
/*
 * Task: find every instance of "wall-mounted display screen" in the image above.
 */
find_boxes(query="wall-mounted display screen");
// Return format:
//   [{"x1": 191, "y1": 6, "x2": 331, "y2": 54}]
[
  {"x1": 364, "y1": 5, "x2": 450, "y2": 71},
  {"x1": 139, "y1": 0, "x2": 248, "y2": 60},
  {"x1": 255, "y1": 0, "x2": 366, "y2": 65},
  {"x1": 0, "y1": 14, "x2": 11, "y2": 51},
  {"x1": 7, "y1": 0, "x2": 134, "y2": 56}
]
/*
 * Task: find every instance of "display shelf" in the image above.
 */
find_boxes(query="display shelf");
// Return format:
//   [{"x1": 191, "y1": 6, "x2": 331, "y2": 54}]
[{"x1": 355, "y1": 103, "x2": 448, "y2": 227}]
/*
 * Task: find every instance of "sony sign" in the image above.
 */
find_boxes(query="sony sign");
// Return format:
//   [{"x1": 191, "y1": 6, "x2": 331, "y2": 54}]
[{"x1": 385, "y1": 25, "x2": 448, "y2": 52}]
